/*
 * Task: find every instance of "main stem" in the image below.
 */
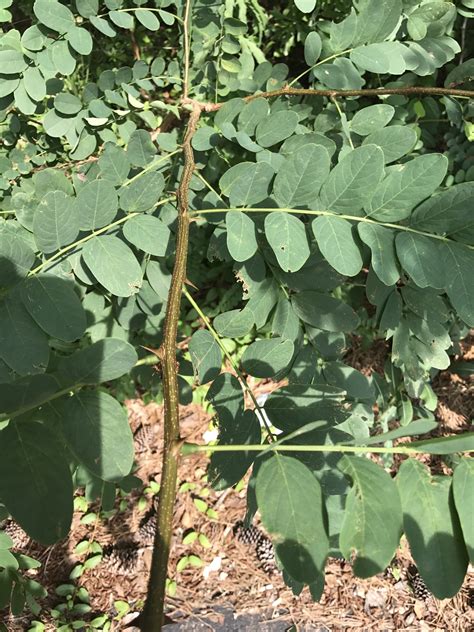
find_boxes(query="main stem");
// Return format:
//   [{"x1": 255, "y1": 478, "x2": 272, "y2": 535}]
[{"x1": 141, "y1": 105, "x2": 200, "y2": 631}]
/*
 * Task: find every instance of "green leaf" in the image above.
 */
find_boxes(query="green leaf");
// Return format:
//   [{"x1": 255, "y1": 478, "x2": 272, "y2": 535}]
[
  {"x1": 146, "y1": 260, "x2": 171, "y2": 301},
  {"x1": 292, "y1": 291, "x2": 359, "y2": 332},
  {"x1": 350, "y1": 42, "x2": 406, "y2": 74},
  {"x1": 281, "y1": 132, "x2": 336, "y2": 159},
  {"x1": 0, "y1": 374, "x2": 58, "y2": 416},
  {"x1": 354, "y1": 0, "x2": 402, "y2": 45},
  {"x1": 210, "y1": 409, "x2": 261, "y2": 490},
  {"x1": 135, "y1": 8, "x2": 160, "y2": 30},
  {"x1": 54, "y1": 391, "x2": 134, "y2": 482},
  {"x1": 43, "y1": 109, "x2": 76, "y2": 138},
  {"x1": 255, "y1": 111, "x2": 299, "y2": 148},
  {"x1": 361, "y1": 418, "x2": 438, "y2": 445},
  {"x1": 34, "y1": 0, "x2": 75, "y2": 32},
  {"x1": 350, "y1": 105, "x2": 394, "y2": 136},
  {"x1": 453, "y1": 458, "x2": 474, "y2": 563},
  {"x1": 14, "y1": 81, "x2": 37, "y2": 115},
  {"x1": 410, "y1": 434, "x2": 474, "y2": 454},
  {"x1": 57, "y1": 338, "x2": 137, "y2": 386},
  {"x1": 0, "y1": 50, "x2": 27, "y2": 74},
  {"x1": 304, "y1": 31, "x2": 322, "y2": 65},
  {"x1": 127, "y1": 130, "x2": 156, "y2": 167},
  {"x1": 339, "y1": 456, "x2": 402, "y2": 577},
  {"x1": 22, "y1": 67, "x2": 46, "y2": 102},
  {"x1": 90, "y1": 15, "x2": 117, "y2": 37},
  {"x1": 0, "y1": 422, "x2": 73, "y2": 544},
  {"x1": 225, "y1": 212, "x2": 258, "y2": 262},
  {"x1": 237, "y1": 98, "x2": 268, "y2": 135},
  {"x1": 20, "y1": 276, "x2": 86, "y2": 342},
  {"x1": 189, "y1": 330, "x2": 222, "y2": 384},
  {"x1": 0, "y1": 75, "x2": 19, "y2": 98},
  {"x1": 207, "y1": 372, "x2": 244, "y2": 422},
  {"x1": 0, "y1": 232, "x2": 35, "y2": 288},
  {"x1": 76, "y1": 180, "x2": 118, "y2": 231},
  {"x1": 241, "y1": 338, "x2": 294, "y2": 378},
  {"x1": 366, "y1": 155, "x2": 448, "y2": 222},
  {"x1": 119, "y1": 172, "x2": 165, "y2": 213},
  {"x1": 273, "y1": 144, "x2": 330, "y2": 208},
  {"x1": 294, "y1": 0, "x2": 317, "y2": 13},
  {"x1": 323, "y1": 361, "x2": 374, "y2": 402},
  {"x1": 54, "y1": 93, "x2": 82, "y2": 115},
  {"x1": 256, "y1": 454, "x2": 328, "y2": 584},
  {"x1": 33, "y1": 191, "x2": 79, "y2": 253},
  {"x1": 122, "y1": 214, "x2": 170, "y2": 256},
  {"x1": 320, "y1": 145, "x2": 384, "y2": 214},
  {"x1": 66, "y1": 26, "x2": 93, "y2": 55},
  {"x1": 362, "y1": 126, "x2": 418, "y2": 164},
  {"x1": 213, "y1": 309, "x2": 254, "y2": 338},
  {"x1": 441, "y1": 243, "x2": 474, "y2": 326},
  {"x1": 358, "y1": 223, "x2": 399, "y2": 286},
  {"x1": 410, "y1": 182, "x2": 474, "y2": 240},
  {"x1": 312, "y1": 216, "x2": 363, "y2": 277},
  {"x1": 265, "y1": 212, "x2": 310, "y2": 273},
  {"x1": 98, "y1": 145, "x2": 130, "y2": 185},
  {"x1": 0, "y1": 296, "x2": 50, "y2": 376},
  {"x1": 109, "y1": 9, "x2": 134, "y2": 29},
  {"x1": 272, "y1": 297, "x2": 301, "y2": 342},
  {"x1": 220, "y1": 162, "x2": 274, "y2": 206},
  {"x1": 397, "y1": 460, "x2": 468, "y2": 598},
  {"x1": 82, "y1": 235, "x2": 143, "y2": 297},
  {"x1": 263, "y1": 384, "x2": 347, "y2": 432},
  {"x1": 395, "y1": 233, "x2": 445, "y2": 290}
]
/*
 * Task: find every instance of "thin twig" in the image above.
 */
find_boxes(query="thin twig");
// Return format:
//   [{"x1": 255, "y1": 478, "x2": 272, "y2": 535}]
[
  {"x1": 191, "y1": 207, "x2": 474, "y2": 251},
  {"x1": 183, "y1": 287, "x2": 276, "y2": 441}
]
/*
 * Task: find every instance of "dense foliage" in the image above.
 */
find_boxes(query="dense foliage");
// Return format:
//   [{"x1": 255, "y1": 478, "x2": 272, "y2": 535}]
[{"x1": 0, "y1": 0, "x2": 473, "y2": 626}]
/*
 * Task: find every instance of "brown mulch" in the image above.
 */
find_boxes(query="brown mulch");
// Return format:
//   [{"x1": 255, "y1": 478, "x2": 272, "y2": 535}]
[{"x1": 2, "y1": 337, "x2": 473, "y2": 631}]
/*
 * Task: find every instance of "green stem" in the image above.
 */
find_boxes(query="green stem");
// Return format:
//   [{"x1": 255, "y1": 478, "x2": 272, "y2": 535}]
[
  {"x1": 183, "y1": 287, "x2": 276, "y2": 441},
  {"x1": 181, "y1": 443, "x2": 471, "y2": 456},
  {"x1": 331, "y1": 96, "x2": 354, "y2": 149},
  {"x1": 124, "y1": 149, "x2": 182, "y2": 186},
  {"x1": 191, "y1": 207, "x2": 474, "y2": 251},
  {"x1": 287, "y1": 49, "x2": 354, "y2": 88},
  {"x1": 29, "y1": 196, "x2": 175, "y2": 276}
]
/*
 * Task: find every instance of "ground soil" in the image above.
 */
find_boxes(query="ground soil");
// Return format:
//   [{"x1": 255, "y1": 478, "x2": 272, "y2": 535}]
[{"x1": 2, "y1": 338, "x2": 473, "y2": 632}]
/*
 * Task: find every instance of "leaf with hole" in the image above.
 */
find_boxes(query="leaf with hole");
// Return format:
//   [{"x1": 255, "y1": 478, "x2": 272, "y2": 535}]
[{"x1": 265, "y1": 212, "x2": 310, "y2": 272}]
